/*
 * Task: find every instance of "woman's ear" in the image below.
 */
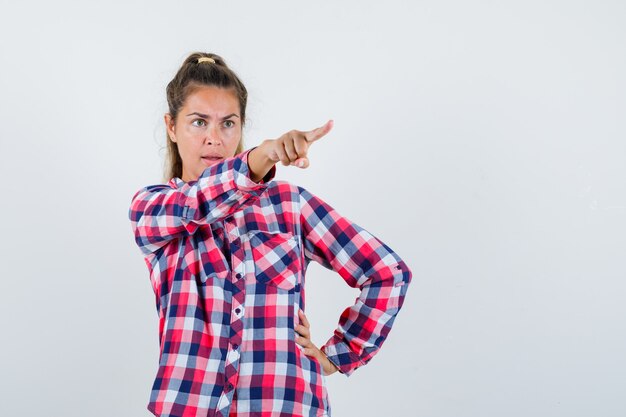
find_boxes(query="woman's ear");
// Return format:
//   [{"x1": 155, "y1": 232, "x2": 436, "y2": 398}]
[{"x1": 164, "y1": 113, "x2": 176, "y2": 142}]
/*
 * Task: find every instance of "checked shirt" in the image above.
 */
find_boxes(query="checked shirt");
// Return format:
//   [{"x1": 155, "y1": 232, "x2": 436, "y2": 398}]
[{"x1": 128, "y1": 147, "x2": 412, "y2": 417}]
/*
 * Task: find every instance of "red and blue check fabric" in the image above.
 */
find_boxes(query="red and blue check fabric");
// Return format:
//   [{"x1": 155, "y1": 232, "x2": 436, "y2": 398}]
[{"x1": 128, "y1": 147, "x2": 412, "y2": 417}]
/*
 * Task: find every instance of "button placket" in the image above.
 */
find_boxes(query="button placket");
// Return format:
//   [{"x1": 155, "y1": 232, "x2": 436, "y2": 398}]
[{"x1": 221, "y1": 218, "x2": 245, "y2": 401}]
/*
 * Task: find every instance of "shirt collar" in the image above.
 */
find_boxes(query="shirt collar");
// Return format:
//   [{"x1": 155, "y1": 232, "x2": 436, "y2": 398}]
[{"x1": 168, "y1": 177, "x2": 184, "y2": 189}]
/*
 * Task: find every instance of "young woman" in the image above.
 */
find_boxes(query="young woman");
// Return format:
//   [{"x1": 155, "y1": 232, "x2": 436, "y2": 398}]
[{"x1": 128, "y1": 52, "x2": 412, "y2": 417}]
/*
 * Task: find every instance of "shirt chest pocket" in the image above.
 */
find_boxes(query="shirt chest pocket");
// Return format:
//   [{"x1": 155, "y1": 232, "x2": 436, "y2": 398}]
[{"x1": 248, "y1": 230, "x2": 301, "y2": 291}]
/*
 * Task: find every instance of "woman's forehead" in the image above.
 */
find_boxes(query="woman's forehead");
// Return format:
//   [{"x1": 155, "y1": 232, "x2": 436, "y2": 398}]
[{"x1": 184, "y1": 85, "x2": 239, "y2": 112}]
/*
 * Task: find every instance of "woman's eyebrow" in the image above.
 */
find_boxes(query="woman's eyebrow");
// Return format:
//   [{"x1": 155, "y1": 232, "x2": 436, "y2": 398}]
[{"x1": 185, "y1": 112, "x2": 239, "y2": 120}]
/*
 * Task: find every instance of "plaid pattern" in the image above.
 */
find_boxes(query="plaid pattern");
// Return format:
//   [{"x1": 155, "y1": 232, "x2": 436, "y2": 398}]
[{"x1": 128, "y1": 147, "x2": 412, "y2": 417}]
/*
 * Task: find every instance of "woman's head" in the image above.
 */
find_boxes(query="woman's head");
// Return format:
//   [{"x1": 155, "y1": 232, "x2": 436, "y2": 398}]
[{"x1": 164, "y1": 52, "x2": 247, "y2": 182}]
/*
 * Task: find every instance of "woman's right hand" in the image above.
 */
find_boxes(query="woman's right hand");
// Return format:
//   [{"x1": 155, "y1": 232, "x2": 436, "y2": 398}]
[{"x1": 262, "y1": 120, "x2": 334, "y2": 169}]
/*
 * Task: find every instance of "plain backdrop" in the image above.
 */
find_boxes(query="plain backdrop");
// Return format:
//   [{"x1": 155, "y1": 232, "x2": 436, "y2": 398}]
[{"x1": 1, "y1": 1, "x2": 625, "y2": 416}]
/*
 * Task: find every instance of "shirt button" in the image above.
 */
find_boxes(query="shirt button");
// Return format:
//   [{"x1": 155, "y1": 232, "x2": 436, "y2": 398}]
[
  {"x1": 235, "y1": 272, "x2": 242, "y2": 279},
  {"x1": 227, "y1": 383, "x2": 234, "y2": 390},
  {"x1": 235, "y1": 308, "x2": 241, "y2": 314},
  {"x1": 233, "y1": 344, "x2": 239, "y2": 349}
]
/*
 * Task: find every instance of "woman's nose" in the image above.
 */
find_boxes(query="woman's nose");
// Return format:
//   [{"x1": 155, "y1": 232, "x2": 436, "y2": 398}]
[{"x1": 205, "y1": 126, "x2": 222, "y2": 145}]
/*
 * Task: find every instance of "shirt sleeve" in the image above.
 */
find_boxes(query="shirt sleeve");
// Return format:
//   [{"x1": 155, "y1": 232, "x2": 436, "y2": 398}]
[
  {"x1": 297, "y1": 185, "x2": 413, "y2": 377},
  {"x1": 128, "y1": 147, "x2": 277, "y2": 257}
]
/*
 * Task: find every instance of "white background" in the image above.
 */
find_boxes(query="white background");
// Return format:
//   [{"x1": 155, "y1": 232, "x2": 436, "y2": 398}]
[{"x1": 1, "y1": 1, "x2": 625, "y2": 416}]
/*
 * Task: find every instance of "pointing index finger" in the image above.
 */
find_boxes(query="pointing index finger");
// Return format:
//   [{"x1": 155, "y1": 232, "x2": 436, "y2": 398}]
[{"x1": 304, "y1": 119, "x2": 334, "y2": 143}]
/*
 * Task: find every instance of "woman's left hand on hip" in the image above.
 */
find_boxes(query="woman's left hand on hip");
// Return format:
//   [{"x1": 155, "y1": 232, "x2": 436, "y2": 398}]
[{"x1": 295, "y1": 309, "x2": 340, "y2": 376}]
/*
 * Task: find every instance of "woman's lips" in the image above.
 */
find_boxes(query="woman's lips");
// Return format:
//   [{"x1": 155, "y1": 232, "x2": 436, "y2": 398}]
[{"x1": 202, "y1": 156, "x2": 223, "y2": 164}]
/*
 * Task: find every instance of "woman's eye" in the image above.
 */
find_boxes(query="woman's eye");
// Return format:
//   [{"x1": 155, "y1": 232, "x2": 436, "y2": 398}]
[
  {"x1": 224, "y1": 120, "x2": 235, "y2": 128},
  {"x1": 192, "y1": 119, "x2": 206, "y2": 127}
]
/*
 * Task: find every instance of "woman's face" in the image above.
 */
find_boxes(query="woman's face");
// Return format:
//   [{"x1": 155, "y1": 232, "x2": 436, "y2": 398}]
[{"x1": 165, "y1": 85, "x2": 242, "y2": 182}]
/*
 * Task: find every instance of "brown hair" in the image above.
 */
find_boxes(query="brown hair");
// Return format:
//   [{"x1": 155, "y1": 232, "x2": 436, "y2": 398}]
[{"x1": 163, "y1": 52, "x2": 247, "y2": 182}]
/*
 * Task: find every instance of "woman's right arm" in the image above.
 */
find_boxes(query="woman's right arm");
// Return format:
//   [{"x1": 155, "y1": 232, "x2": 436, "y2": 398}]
[
  {"x1": 128, "y1": 120, "x2": 333, "y2": 257},
  {"x1": 128, "y1": 146, "x2": 276, "y2": 257}
]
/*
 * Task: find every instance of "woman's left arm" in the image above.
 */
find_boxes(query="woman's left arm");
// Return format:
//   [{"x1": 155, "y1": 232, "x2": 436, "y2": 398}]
[{"x1": 297, "y1": 185, "x2": 413, "y2": 377}]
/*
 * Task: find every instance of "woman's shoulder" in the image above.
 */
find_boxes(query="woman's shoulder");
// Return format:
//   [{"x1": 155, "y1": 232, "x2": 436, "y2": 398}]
[
  {"x1": 266, "y1": 179, "x2": 332, "y2": 202},
  {"x1": 265, "y1": 178, "x2": 299, "y2": 193}
]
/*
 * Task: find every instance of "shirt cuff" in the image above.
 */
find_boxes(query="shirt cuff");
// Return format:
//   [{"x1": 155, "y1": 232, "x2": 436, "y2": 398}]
[
  {"x1": 239, "y1": 146, "x2": 277, "y2": 189},
  {"x1": 321, "y1": 334, "x2": 367, "y2": 377}
]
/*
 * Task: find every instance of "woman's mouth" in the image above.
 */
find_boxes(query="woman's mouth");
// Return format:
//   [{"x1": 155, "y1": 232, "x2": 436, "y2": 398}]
[{"x1": 202, "y1": 156, "x2": 223, "y2": 165}]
